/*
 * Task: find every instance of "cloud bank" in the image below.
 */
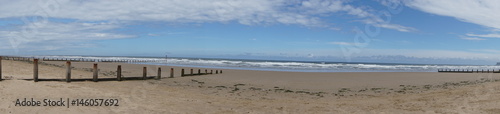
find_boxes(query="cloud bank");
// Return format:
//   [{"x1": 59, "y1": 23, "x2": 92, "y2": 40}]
[
  {"x1": 0, "y1": 0, "x2": 417, "y2": 51},
  {"x1": 0, "y1": 0, "x2": 368, "y2": 27},
  {"x1": 405, "y1": 0, "x2": 500, "y2": 30}
]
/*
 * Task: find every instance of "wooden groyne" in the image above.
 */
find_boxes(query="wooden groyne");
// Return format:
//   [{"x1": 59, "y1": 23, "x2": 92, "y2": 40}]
[
  {"x1": 438, "y1": 69, "x2": 500, "y2": 73},
  {"x1": 41, "y1": 57, "x2": 165, "y2": 63},
  {"x1": 0, "y1": 56, "x2": 2, "y2": 81},
  {"x1": 0, "y1": 56, "x2": 223, "y2": 82},
  {"x1": 179, "y1": 69, "x2": 221, "y2": 77}
]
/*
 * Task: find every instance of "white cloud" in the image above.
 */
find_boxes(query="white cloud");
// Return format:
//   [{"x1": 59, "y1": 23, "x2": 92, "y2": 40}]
[
  {"x1": 374, "y1": 23, "x2": 416, "y2": 32},
  {"x1": 461, "y1": 37, "x2": 486, "y2": 41},
  {"x1": 405, "y1": 0, "x2": 500, "y2": 29},
  {"x1": 318, "y1": 0, "x2": 416, "y2": 32},
  {"x1": 470, "y1": 49, "x2": 500, "y2": 53},
  {"x1": 0, "y1": 0, "x2": 415, "y2": 30},
  {"x1": 0, "y1": 0, "x2": 322, "y2": 26},
  {"x1": 147, "y1": 33, "x2": 159, "y2": 36},
  {"x1": 0, "y1": 22, "x2": 133, "y2": 51},
  {"x1": 329, "y1": 42, "x2": 364, "y2": 46},
  {"x1": 406, "y1": 0, "x2": 500, "y2": 41},
  {"x1": 466, "y1": 33, "x2": 500, "y2": 38},
  {"x1": 0, "y1": 0, "x2": 418, "y2": 52}
]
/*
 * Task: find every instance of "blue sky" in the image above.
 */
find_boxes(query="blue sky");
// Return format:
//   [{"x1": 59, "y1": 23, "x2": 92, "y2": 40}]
[{"x1": 1, "y1": 0, "x2": 500, "y2": 64}]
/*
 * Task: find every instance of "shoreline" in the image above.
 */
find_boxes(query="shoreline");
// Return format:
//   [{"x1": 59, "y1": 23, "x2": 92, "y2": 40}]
[{"x1": 8, "y1": 55, "x2": 500, "y2": 72}]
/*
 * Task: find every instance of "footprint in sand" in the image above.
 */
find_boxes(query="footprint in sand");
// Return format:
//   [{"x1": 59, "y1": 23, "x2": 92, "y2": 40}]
[
  {"x1": 46, "y1": 85, "x2": 63, "y2": 88},
  {"x1": 2, "y1": 76, "x2": 13, "y2": 80}
]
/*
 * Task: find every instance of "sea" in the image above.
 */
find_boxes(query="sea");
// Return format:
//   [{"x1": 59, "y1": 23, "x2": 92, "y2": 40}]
[{"x1": 27, "y1": 56, "x2": 500, "y2": 72}]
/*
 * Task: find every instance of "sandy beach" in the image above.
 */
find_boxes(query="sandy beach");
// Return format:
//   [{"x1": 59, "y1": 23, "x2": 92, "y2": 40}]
[{"x1": 2, "y1": 59, "x2": 500, "y2": 113}]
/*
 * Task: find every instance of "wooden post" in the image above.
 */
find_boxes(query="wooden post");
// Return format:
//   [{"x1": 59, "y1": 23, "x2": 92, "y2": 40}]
[
  {"x1": 198, "y1": 69, "x2": 200, "y2": 75},
  {"x1": 66, "y1": 61, "x2": 71, "y2": 83},
  {"x1": 216, "y1": 70, "x2": 219, "y2": 74},
  {"x1": 211, "y1": 70, "x2": 213, "y2": 74},
  {"x1": 93, "y1": 63, "x2": 98, "y2": 82},
  {"x1": 205, "y1": 69, "x2": 208, "y2": 74},
  {"x1": 0, "y1": 56, "x2": 2, "y2": 81},
  {"x1": 190, "y1": 69, "x2": 193, "y2": 75},
  {"x1": 170, "y1": 68, "x2": 174, "y2": 78},
  {"x1": 143, "y1": 67, "x2": 147, "y2": 80},
  {"x1": 117, "y1": 65, "x2": 122, "y2": 81},
  {"x1": 220, "y1": 70, "x2": 222, "y2": 74},
  {"x1": 34, "y1": 59, "x2": 39, "y2": 82},
  {"x1": 181, "y1": 69, "x2": 185, "y2": 77},
  {"x1": 157, "y1": 67, "x2": 161, "y2": 80}
]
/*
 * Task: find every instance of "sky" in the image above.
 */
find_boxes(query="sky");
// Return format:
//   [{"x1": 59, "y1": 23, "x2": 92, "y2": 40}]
[{"x1": 1, "y1": 0, "x2": 500, "y2": 65}]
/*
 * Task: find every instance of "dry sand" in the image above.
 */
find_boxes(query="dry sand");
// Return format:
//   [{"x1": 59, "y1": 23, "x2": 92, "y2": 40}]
[{"x1": 2, "y1": 59, "x2": 500, "y2": 113}]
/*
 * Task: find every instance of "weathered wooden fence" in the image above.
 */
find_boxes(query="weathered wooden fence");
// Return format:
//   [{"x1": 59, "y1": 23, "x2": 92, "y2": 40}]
[
  {"x1": 0, "y1": 56, "x2": 223, "y2": 82},
  {"x1": 438, "y1": 69, "x2": 500, "y2": 73},
  {"x1": 0, "y1": 56, "x2": 2, "y2": 81},
  {"x1": 0, "y1": 56, "x2": 165, "y2": 63},
  {"x1": 42, "y1": 57, "x2": 165, "y2": 63}
]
